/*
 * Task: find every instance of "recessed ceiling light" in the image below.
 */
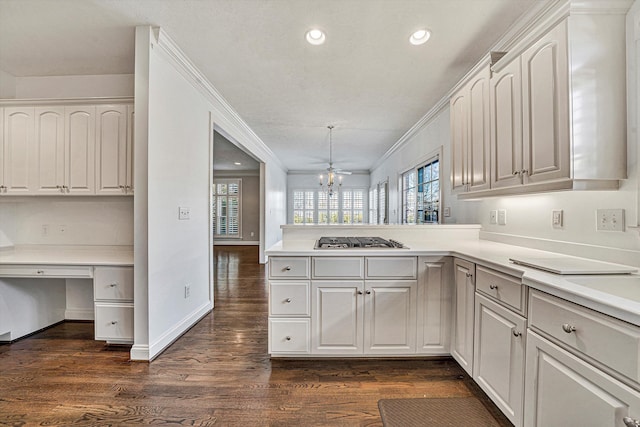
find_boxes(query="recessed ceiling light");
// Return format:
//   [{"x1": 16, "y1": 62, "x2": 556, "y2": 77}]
[
  {"x1": 234, "y1": 162, "x2": 242, "y2": 166},
  {"x1": 306, "y1": 28, "x2": 326, "y2": 45},
  {"x1": 409, "y1": 29, "x2": 431, "y2": 46}
]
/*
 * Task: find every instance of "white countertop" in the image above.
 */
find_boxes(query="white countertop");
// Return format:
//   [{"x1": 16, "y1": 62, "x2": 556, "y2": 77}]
[
  {"x1": 266, "y1": 238, "x2": 640, "y2": 326},
  {"x1": 0, "y1": 245, "x2": 134, "y2": 266}
]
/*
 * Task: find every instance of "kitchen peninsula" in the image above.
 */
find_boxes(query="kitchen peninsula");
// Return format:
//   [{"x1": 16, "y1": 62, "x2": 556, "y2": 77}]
[{"x1": 266, "y1": 224, "x2": 640, "y2": 427}]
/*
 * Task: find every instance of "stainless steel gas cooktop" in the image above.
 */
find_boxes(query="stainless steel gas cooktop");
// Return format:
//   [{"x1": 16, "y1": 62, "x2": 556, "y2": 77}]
[{"x1": 314, "y1": 236, "x2": 407, "y2": 249}]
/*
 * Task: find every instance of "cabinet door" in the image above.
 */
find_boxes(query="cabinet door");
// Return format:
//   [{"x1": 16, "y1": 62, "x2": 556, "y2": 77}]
[
  {"x1": 3, "y1": 107, "x2": 34, "y2": 194},
  {"x1": 0, "y1": 107, "x2": 3, "y2": 191},
  {"x1": 474, "y1": 293, "x2": 526, "y2": 427},
  {"x1": 521, "y1": 22, "x2": 570, "y2": 185},
  {"x1": 490, "y1": 57, "x2": 523, "y2": 189},
  {"x1": 450, "y1": 91, "x2": 468, "y2": 193},
  {"x1": 126, "y1": 105, "x2": 134, "y2": 193},
  {"x1": 451, "y1": 258, "x2": 475, "y2": 375},
  {"x1": 65, "y1": 106, "x2": 95, "y2": 194},
  {"x1": 364, "y1": 280, "x2": 416, "y2": 354},
  {"x1": 96, "y1": 105, "x2": 128, "y2": 195},
  {"x1": 467, "y1": 67, "x2": 491, "y2": 192},
  {"x1": 33, "y1": 107, "x2": 65, "y2": 194},
  {"x1": 311, "y1": 281, "x2": 363, "y2": 354},
  {"x1": 417, "y1": 256, "x2": 451, "y2": 354},
  {"x1": 524, "y1": 331, "x2": 640, "y2": 427}
]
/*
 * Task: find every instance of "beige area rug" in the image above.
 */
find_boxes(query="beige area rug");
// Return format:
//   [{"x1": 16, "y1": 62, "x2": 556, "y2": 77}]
[{"x1": 378, "y1": 397, "x2": 504, "y2": 427}]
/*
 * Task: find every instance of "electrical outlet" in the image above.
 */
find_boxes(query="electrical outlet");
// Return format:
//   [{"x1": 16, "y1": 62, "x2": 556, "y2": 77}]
[
  {"x1": 42, "y1": 224, "x2": 49, "y2": 236},
  {"x1": 498, "y1": 209, "x2": 507, "y2": 225},
  {"x1": 58, "y1": 224, "x2": 66, "y2": 234},
  {"x1": 250, "y1": 231, "x2": 255, "y2": 237},
  {"x1": 178, "y1": 206, "x2": 190, "y2": 220},
  {"x1": 489, "y1": 210, "x2": 498, "y2": 225},
  {"x1": 184, "y1": 284, "x2": 191, "y2": 298},
  {"x1": 444, "y1": 207, "x2": 451, "y2": 217},
  {"x1": 552, "y1": 210, "x2": 563, "y2": 228},
  {"x1": 596, "y1": 209, "x2": 625, "y2": 231}
]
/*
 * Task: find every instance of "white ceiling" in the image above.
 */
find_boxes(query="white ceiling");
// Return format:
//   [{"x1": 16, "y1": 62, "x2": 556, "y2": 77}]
[{"x1": 0, "y1": 0, "x2": 542, "y2": 172}]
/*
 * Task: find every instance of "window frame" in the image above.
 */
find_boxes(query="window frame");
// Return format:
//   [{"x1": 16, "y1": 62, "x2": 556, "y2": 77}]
[
  {"x1": 400, "y1": 149, "x2": 442, "y2": 225},
  {"x1": 212, "y1": 178, "x2": 242, "y2": 238},
  {"x1": 289, "y1": 187, "x2": 367, "y2": 225}
]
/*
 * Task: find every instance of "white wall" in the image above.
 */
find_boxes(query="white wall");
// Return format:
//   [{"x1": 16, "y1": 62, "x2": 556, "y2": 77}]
[
  {"x1": 370, "y1": 4, "x2": 640, "y2": 266},
  {"x1": 0, "y1": 69, "x2": 16, "y2": 98},
  {"x1": 13, "y1": 74, "x2": 134, "y2": 99},
  {"x1": 132, "y1": 27, "x2": 287, "y2": 360},
  {"x1": 0, "y1": 197, "x2": 133, "y2": 246}
]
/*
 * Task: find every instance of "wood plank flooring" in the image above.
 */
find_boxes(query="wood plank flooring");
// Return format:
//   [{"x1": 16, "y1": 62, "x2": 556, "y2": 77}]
[{"x1": 0, "y1": 246, "x2": 511, "y2": 426}]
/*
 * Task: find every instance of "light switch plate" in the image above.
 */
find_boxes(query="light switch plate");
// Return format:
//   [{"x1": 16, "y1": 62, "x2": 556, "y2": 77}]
[
  {"x1": 498, "y1": 209, "x2": 507, "y2": 225},
  {"x1": 489, "y1": 210, "x2": 497, "y2": 225},
  {"x1": 552, "y1": 210, "x2": 563, "y2": 228}
]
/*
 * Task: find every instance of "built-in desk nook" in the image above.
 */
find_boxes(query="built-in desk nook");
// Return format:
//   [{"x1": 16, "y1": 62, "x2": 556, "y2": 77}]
[{"x1": 0, "y1": 245, "x2": 134, "y2": 344}]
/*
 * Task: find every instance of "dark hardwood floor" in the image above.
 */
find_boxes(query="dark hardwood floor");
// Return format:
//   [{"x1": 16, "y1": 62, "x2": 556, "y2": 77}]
[{"x1": 0, "y1": 246, "x2": 511, "y2": 426}]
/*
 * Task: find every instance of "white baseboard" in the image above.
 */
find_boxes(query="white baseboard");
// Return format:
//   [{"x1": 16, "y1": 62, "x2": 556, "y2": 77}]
[
  {"x1": 480, "y1": 231, "x2": 640, "y2": 268},
  {"x1": 214, "y1": 240, "x2": 259, "y2": 246},
  {"x1": 65, "y1": 308, "x2": 94, "y2": 321},
  {"x1": 147, "y1": 301, "x2": 212, "y2": 361},
  {"x1": 130, "y1": 344, "x2": 150, "y2": 361}
]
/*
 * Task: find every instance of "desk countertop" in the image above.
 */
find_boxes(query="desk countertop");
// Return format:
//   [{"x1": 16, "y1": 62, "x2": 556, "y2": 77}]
[{"x1": 0, "y1": 245, "x2": 134, "y2": 266}]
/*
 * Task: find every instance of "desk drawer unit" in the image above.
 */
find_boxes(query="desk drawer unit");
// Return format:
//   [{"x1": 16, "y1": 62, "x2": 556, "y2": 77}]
[
  {"x1": 94, "y1": 302, "x2": 134, "y2": 342},
  {"x1": 0, "y1": 264, "x2": 93, "y2": 278},
  {"x1": 529, "y1": 289, "x2": 640, "y2": 384},
  {"x1": 269, "y1": 257, "x2": 310, "y2": 279},
  {"x1": 94, "y1": 266, "x2": 133, "y2": 301},
  {"x1": 476, "y1": 265, "x2": 525, "y2": 315}
]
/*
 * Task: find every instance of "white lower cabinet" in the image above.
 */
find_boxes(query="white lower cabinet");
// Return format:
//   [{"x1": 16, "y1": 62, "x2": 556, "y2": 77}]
[
  {"x1": 93, "y1": 266, "x2": 133, "y2": 344},
  {"x1": 269, "y1": 318, "x2": 310, "y2": 354},
  {"x1": 524, "y1": 330, "x2": 640, "y2": 427},
  {"x1": 474, "y1": 293, "x2": 526, "y2": 427},
  {"x1": 451, "y1": 258, "x2": 475, "y2": 375},
  {"x1": 417, "y1": 256, "x2": 452, "y2": 354}
]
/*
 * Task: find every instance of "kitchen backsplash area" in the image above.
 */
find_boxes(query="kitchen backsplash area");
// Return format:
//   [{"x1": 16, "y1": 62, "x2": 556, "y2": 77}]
[{"x1": 0, "y1": 197, "x2": 133, "y2": 247}]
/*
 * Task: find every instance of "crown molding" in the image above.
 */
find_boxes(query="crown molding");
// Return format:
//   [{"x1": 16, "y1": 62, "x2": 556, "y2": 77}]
[{"x1": 0, "y1": 96, "x2": 133, "y2": 106}]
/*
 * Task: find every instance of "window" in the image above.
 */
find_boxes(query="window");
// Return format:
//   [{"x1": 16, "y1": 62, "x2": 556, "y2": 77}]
[
  {"x1": 213, "y1": 179, "x2": 241, "y2": 237},
  {"x1": 368, "y1": 187, "x2": 378, "y2": 224},
  {"x1": 401, "y1": 156, "x2": 440, "y2": 224},
  {"x1": 290, "y1": 189, "x2": 366, "y2": 224}
]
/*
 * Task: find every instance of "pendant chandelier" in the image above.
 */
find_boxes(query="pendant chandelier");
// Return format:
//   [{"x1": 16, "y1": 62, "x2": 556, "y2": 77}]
[{"x1": 319, "y1": 125, "x2": 343, "y2": 197}]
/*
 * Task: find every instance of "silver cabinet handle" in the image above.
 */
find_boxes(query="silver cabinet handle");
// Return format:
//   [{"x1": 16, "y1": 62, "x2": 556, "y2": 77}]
[
  {"x1": 357, "y1": 290, "x2": 363, "y2": 295},
  {"x1": 111, "y1": 321, "x2": 118, "y2": 325},
  {"x1": 284, "y1": 266, "x2": 291, "y2": 271},
  {"x1": 365, "y1": 290, "x2": 371, "y2": 295},
  {"x1": 285, "y1": 298, "x2": 292, "y2": 303},
  {"x1": 623, "y1": 417, "x2": 640, "y2": 427},
  {"x1": 562, "y1": 323, "x2": 577, "y2": 334},
  {"x1": 109, "y1": 283, "x2": 118, "y2": 288},
  {"x1": 513, "y1": 171, "x2": 520, "y2": 176},
  {"x1": 489, "y1": 284, "x2": 498, "y2": 290},
  {"x1": 512, "y1": 329, "x2": 522, "y2": 337},
  {"x1": 36, "y1": 270, "x2": 44, "y2": 274},
  {"x1": 285, "y1": 336, "x2": 291, "y2": 341}
]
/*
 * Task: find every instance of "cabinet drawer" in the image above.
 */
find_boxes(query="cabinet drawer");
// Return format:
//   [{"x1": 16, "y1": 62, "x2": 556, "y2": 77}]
[
  {"x1": 476, "y1": 265, "x2": 525, "y2": 314},
  {"x1": 0, "y1": 264, "x2": 93, "y2": 278},
  {"x1": 269, "y1": 318, "x2": 310, "y2": 354},
  {"x1": 94, "y1": 303, "x2": 134, "y2": 342},
  {"x1": 268, "y1": 257, "x2": 310, "y2": 279},
  {"x1": 365, "y1": 257, "x2": 417, "y2": 279},
  {"x1": 269, "y1": 281, "x2": 310, "y2": 316},
  {"x1": 312, "y1": 257, "x2": 364, "y2": 279},
  {"x1": 529, "y1": 289, "x2": 640, "y2": 384},
  {"x1": 94, "y1": 266, "x2": 133, "y2": 301}
]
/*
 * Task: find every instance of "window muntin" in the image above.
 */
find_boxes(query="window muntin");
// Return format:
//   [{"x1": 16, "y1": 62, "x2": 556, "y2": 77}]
[{"x1": 290, "y1": 188, "x2": 366, "y2": 224}]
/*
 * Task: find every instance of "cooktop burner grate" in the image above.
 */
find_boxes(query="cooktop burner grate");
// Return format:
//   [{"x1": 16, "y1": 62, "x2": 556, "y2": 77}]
[{"x1": 315, "y1": 237, "x2": 407, "y2": 249}]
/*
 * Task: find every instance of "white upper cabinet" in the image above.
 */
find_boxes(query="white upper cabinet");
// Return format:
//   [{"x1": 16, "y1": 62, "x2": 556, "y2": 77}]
[
  {"x1": 451, "y1": 65, "x2": 491, "y2": 193},
  {"x1": 95, "y1": 105, "x2": 129, "y2": 195},
  {"x1": 457, "y1": 4, "x2": 628, "y2": 198},
  {"x1": 0, "y1": 99, "x2": 132, "y2": 196},
  {"x1": 3, "y1": 107, "x2": 34, "y2": 195}
]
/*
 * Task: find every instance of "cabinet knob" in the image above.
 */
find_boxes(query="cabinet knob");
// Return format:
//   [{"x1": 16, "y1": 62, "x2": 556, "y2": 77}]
[
  {"x1": 521, "y1": 169, "x2": 529, "y2": 176},
  {"x1": 119, "y1": 185, "x2": 125, "y2": 190},
  {"x1": 624, "y1": 417, "x2": 640, "y2": 427},
  {"x1": 465, "y1": 272, "x2": 473, "y2": 278},
  {"x1": 109, "y1": 283, "x2": 118, "y2": 288},
  {"x1": 562, "y1": 323, "x2": 577, "y2": 334},
  {"x1": 36, "y1": 270, "x2": 44, "y2": 274},
  {"x1": 357, "y1": 290, "x2": 363, "y2": 295},
  {"x1": 285, "y1": 298, "x2": 292, "y2": 303},
  {"x1": 512, "y1": 329, "x2": 522, "y2": 337},
  {"x1": 513, "y1": 171, "x2": 520, "y2": 176},
  {"x1": 489, "y1": 284, "x2": 498, "y2": 290},
  {"x1": 111, "y1": 321, "x2": 118, "y2": 325},
  {"x1": 365, "y1": 290, "x2": 372, "y2": 295},
  {"x1": 285, "y1": 336, "x2": 291, "y2": 341},
  {"x1": 284, "y1": 266, "x2": 291, "y2": 271}
]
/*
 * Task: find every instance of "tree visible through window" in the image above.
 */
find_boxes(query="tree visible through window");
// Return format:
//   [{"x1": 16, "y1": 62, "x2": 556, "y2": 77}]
[
  {"x1": 213, "y1": 179, "x2": 241, "y2": 237},
  {"x1": 402, "y1": 157, "x2": 440, "y2": 224}
]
